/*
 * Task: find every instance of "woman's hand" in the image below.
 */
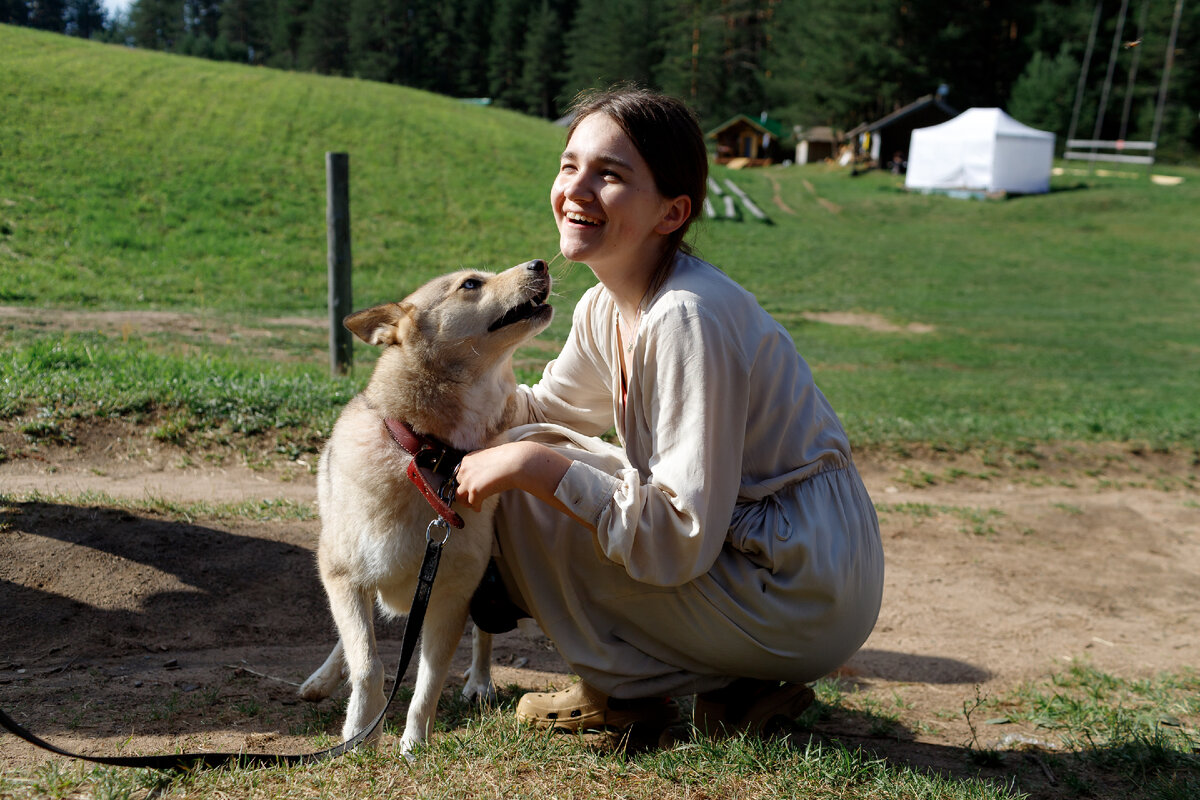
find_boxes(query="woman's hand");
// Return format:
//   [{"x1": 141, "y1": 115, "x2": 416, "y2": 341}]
[{"x1": 454, "y1": 441, "x2": 575, "y2": 517}]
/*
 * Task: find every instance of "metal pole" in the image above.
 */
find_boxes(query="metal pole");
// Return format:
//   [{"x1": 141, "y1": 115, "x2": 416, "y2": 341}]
[
  {"x1": 1150, "y1": 0, "x2": 1186, "y2": 153},
  {"x1": 1091, "y1": 0, "x2": 1131, "y2": 145},
  {"x1": 1067, "y1": 0, "x2": 1104, "y2": 148},
  {"x1": 1117, "y1": 0, "x2": 1149, "y2": 142},
  {"x1": 327, "y1": 152, "x2": 353, "y2": 376}
]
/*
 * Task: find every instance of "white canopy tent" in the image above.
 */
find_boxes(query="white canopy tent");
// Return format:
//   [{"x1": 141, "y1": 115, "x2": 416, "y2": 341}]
[{"x1": 905, "y1": 108, "x2": 1055, "y2": 195}]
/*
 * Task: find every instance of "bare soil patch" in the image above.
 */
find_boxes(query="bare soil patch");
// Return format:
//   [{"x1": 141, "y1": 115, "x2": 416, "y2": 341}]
[
  {"x1": 2, "y1": 421, "x2": 1198, "y2": 797},
  {"x1": 803, "y1": 310, "x2": 936, "y2": 335}
]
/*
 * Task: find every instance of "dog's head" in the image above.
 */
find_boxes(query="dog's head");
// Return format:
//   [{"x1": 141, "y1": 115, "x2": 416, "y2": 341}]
[{"x1": 345, "y1": 259, "x2": 553, "y2": 365}]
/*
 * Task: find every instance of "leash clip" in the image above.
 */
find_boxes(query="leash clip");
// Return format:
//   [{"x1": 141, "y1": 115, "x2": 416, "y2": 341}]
[
  {"x1": 426, "y1": 517, "x2": 452, "y2": 546},
  {"x1": 426, "y1": 470, "x2": 459, "y2": 545}
]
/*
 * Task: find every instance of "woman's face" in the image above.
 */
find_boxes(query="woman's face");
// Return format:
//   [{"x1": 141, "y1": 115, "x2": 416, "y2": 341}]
[{"x1": 551, "y1": 113, "x2": 688, "y2": 279}]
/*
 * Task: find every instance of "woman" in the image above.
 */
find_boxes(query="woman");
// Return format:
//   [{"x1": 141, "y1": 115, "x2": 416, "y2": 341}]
[{"x1": 455, "y1": 88, "x2": 884, "y2": 735}]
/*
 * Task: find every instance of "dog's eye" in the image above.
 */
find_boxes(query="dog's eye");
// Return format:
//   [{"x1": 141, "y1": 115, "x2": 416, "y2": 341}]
[{"x1": 460, "y1": 278, "x2": 482, "y2": 291}]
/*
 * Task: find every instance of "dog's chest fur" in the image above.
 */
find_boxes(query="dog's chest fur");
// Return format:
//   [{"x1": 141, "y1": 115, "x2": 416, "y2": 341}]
[{"x1": 316, "y1": 387, "x2": 505, "y2": 604}]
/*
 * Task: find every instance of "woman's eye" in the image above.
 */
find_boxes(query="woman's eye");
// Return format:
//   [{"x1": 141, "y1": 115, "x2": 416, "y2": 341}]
[{"x1": 461, "y1": 278, "x2": 482, "y2": 291}]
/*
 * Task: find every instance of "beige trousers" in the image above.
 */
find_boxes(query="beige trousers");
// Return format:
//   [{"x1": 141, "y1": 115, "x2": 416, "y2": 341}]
[{"x1": 493, "y1": 426, "x2": 884, "y2": 699}]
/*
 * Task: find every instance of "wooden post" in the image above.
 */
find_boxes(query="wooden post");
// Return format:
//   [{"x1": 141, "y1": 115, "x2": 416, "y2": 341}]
[{"x1": 326, "y1": 152, "x2": 352, "y2": 376}]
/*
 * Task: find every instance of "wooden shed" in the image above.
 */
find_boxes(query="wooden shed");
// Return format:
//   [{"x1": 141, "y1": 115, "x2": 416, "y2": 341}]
[
  {"x1": 794, "y1": 126, "x2": 840, "y2": 164},
  {"x1": 845, "y1": 94, "x2": 958, "y2": 169},
  {"x1": 707, "y1": 114, "x2": 788, "y2": 166}
]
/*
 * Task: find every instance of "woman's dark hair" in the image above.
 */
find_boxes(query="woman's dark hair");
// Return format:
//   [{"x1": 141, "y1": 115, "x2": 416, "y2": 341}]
[{"x1": 566, "y1": 87, "x2": 709, "y2": 292}]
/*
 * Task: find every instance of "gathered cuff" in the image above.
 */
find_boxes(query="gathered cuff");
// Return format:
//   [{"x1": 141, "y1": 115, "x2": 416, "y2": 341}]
[{"x1": 553, "y1": 459, "x2": 622, "y2": 527}]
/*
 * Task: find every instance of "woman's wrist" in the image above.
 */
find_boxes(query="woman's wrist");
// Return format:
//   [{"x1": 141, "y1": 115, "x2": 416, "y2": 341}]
[{"x1": 509, "y1": 441, "x2": 572, "y2": 500}]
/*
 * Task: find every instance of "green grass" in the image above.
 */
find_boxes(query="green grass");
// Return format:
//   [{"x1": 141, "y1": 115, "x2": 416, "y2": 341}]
[
  {"x1": 0, "y1": 489, "x2": 318, "y2": 522},
  {"x1": 2, "y1": 331, "x2": 353, "y2": 430},
  {"x1": 3, "y1": 705, "x2": 1022, "y2": 800},
  {"x1": 0, "y1": 28, "x2": 566, "y2": 316},
  {"x1": 5, "y1": 26, "x2": 1200, "y2": 453},
  {"x1": 3, "y1": 667, "x2": 1195, "y2": 799},
  {"x1": 3, "y1": 28, "x2": 1198, "y2": 799},
  {"x1": 721, "y1": 168, "x2": 1200, "y2": 446},
  {"x1": 975, "y1": 664, "x2": 1200, "y2": 798}
]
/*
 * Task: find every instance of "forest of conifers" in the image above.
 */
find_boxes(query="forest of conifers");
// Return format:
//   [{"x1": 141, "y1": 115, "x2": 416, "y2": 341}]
[{"x1": 5, "y1": 0, "x2": 1198, "y2": 159}]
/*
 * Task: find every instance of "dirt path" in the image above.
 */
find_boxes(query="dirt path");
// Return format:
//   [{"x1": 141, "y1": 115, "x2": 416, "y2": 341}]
[{"x1": 2, "y1": 429, "x2": 1197, "y2": 796}]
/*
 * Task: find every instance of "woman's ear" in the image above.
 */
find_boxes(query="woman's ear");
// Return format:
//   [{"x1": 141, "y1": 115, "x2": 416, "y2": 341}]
[{"x1": 654, "y1": 195, "x2": 692, "y2": 235}]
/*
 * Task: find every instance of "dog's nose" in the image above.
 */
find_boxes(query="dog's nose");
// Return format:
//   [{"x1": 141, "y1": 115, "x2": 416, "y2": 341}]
[{"x1": 526, "y1": 259, "x2": 547, "y2": 273}]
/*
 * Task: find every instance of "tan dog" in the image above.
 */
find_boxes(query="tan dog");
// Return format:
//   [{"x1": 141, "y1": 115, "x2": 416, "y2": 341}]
[{"x1": 299, "y1": 260, "x2": 552, "y2": 755}]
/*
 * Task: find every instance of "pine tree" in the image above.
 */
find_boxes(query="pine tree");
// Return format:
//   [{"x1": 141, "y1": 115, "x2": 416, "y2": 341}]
[
  {"x1": 27, "y1": 0, "x2": 66, "y2": 31},
  {"x1": 402, "y1": 0, "x2": 449, "y2": 92},
  {"x1": 455, "y1": 0, "x2": 494, "y2": 97},
  {"x1": 298, "y1": 0, "x2": 348, "y2": 74},
  {"x1": 764, "y1": 0, "x2": 906, "y2": 128},
  {"x1": 486, "y1": 0, "x2": 532, "y2": 107},
  {"x1": 897, "y1": 0, "x2": 1037, "y2": 109},
  {"x1": 422, "y1": 0, "x2": 460, "y2": 94},
  {"x1": 517, "y1": 0, "x2": 562, "y2": 117},
  {"x1": 130, "y1": 0, "x2": 185, "y2": 50},
  {"x1": 346, "y1": 0, "x2": 399, "y2": 82},
  {"x1": 561, "y1": 0, "x2": 661, "y2": 99},
  {"x1": 183, "y1": 0, "x2": 221, "y2": 41},
  {"x1": 0, "y1": 0, "x2": 29, "y2": 26},
  {"x1": 218, "y1": 0, "x2": 270, "y2": 62},
  {"x1": 656, "y1": 0, "x2": 775, "y2": 124},
  {"x1": 656, "y1": 0, "x2": 717, "y2": 112},
  {"x1": 1008, "y1": 45, "x2": 1078, "y2": 137},
  {"x1": 269, "y1": 0, "x2": 312, "y2": 68},
  {"x1": 64, "y1": 0, "x2": 105, "y2": 36}
]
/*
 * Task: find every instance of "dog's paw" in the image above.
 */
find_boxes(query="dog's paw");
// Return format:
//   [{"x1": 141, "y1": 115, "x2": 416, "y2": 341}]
[
  {"x1": 461, "y1": 666, "x2": 497, "y2": 705},
  {"x1": 298, "y1": 671, "x2": 339, "y2": 702},
  {"x1": 397, "y1": 735, "x2": 420, "y2": 762}
]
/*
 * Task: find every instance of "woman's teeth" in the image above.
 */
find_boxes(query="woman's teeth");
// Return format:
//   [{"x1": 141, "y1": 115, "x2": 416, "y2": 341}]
[{"x1": 566, "y1": 211, "x2": 602, "y2": 226}]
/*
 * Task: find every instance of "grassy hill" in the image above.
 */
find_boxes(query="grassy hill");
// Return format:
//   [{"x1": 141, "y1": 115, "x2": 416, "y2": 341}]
[
  {"x1": 0, "y1": 25, "x2": 564, "y2": 315},
  {"x1": 3, "y1": 24, "x2": 1200, "y2": 453}
]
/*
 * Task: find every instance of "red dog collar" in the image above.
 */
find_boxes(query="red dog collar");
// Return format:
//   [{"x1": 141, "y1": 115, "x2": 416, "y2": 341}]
[{"x1": 382, "y1": 418, "x2": 467, "y2": 529}]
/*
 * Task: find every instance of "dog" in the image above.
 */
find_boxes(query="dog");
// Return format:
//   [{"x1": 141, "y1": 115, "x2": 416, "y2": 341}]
[{"x1": 298, "y1": 259, "x2": 552, "y2": 755}]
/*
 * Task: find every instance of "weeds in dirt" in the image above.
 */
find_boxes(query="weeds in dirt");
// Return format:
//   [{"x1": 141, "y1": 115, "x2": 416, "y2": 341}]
[
  {"x1": 983, "y1": 663, "x2": 1200, "y2": 798},
  {"x1": 17, "y1": 418, "x2": 74, "y2": 446},
  {"x1": 1, "y1": 489, "x2": 316, "y2": 523},
  {"x1": 1, "y1": 331, "x2": 355, "y2": 457},
  {"x1": 898, "y1": 467, "x2": 938, "y2": 488},
  {"x1": 963, "y1": 686, "x2": 1007, "y2": 767},
  {"x1": 875, "y1": 502, "x2": 1006, "y2": 537}
]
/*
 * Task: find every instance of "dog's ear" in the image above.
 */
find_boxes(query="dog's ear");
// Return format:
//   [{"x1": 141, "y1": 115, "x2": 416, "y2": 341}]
[{"x1": 343, "y1": 302, "x2": 417, "y2": 346}]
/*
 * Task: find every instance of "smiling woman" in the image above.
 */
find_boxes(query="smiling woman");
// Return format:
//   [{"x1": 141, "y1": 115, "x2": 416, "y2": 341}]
[{"x1": 452, "y1": 87, "x2": 885, "y2": 740}]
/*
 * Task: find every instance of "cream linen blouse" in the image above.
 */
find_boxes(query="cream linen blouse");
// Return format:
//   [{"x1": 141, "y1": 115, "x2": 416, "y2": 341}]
[{"x1": 513, "y1": 254, "x2": 853, "y2": 588}]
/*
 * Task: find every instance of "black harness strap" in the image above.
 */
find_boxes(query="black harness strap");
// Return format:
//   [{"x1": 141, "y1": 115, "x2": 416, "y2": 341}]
[{"x1": 0, "y1": 535, "x2": 446, "y2": 772}]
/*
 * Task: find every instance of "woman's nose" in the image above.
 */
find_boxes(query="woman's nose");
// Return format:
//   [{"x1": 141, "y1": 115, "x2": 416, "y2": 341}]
[{"x1": 560, "y1": 171, "x2": 591, "y2": 202}]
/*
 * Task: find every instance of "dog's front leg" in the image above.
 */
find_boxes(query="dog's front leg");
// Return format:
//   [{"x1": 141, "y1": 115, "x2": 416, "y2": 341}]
[
  {"x1": 299, "y1": 639, "x2": 347, "y2": 702},
  {"x1": 461, "y1": 624, "x2": 495, "y2": 703},
  {"x1": 325, "y1": 579, "x2": 385, "y2": 745},
  {"x1": 399, "y1": 599, "x2": 471, "y2": 756}
]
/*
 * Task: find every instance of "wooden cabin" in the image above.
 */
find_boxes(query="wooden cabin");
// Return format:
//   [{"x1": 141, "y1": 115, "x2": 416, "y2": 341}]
[{"x1": 707, "y1": 114, "x2": 788, "y2": 166}]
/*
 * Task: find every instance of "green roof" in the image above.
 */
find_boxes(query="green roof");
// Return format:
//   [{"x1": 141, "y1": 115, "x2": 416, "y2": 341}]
[{"x1": 706, "y1": 114, "x2": 788, "y2": 141}]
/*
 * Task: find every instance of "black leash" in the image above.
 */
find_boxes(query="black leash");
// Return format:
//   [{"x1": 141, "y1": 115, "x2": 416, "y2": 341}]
[{"x1": 0, "y1": 522, "x2": 450, "y2": 772}]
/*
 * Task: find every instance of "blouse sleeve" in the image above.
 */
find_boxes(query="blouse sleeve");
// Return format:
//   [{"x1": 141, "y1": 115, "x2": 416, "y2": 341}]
[
  {"x1": 554, "y1": 300, "x2": 750, "y2": 587},
  {"x1": 511, "y1": 288, "x2": 616, "y2": 437}
]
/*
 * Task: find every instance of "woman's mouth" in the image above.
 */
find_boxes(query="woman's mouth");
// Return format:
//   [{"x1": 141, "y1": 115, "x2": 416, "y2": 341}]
[{"x1": 565, "y1": 211, "x2": 603, "y2": 227}]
